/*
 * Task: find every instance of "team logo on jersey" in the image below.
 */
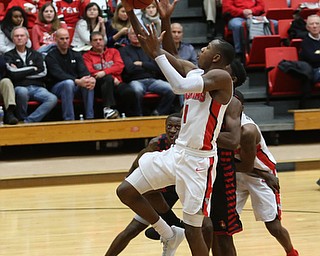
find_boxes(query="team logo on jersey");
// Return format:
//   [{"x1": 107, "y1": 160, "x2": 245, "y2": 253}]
[
  {"x1": 185, "y1": 92, "x2": 205, "y2": 102},
  {"x1": 219, "y1": 220, "x2": 226, "y2": 229}
]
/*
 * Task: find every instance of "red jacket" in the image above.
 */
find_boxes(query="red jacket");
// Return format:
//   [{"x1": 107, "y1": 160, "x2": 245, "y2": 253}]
[
  {"x1": 223, "y1": 0, "x2": 265, "y2": 18},
  {"x1": 83, "y1": 48, "x2": 125, "y2": 82},
  {"x1": 52, "y1": 0, "x2": 89, "y2": 28},
  {"x1": 7, "y1": 0, "x2": 46, "y2": 29},
  {"x1": 0, "y1": 0, "x2": 11, "y2": 21},
  {"x1": 31, "y1": 19, "x2": 67, "y2": 50}
]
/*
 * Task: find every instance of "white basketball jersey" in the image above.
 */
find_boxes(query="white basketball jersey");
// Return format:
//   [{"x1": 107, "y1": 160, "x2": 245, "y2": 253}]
[
  {"x1": 175, "y1": 69, "x2": 231, "y2": 157},
  {"x1": 235, "y1": 113, "x2": 277, "y2": 174}
]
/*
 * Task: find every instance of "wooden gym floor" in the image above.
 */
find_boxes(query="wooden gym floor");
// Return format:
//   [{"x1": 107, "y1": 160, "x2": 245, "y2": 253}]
[{"x1": 0, "y1": 143, "x2": 319, "y2": 255}]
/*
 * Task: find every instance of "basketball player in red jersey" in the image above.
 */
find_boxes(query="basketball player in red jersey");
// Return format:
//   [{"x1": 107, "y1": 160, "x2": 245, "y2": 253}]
[{"x1": 115, "y1": 1, "x2": 235, "y2": 256}]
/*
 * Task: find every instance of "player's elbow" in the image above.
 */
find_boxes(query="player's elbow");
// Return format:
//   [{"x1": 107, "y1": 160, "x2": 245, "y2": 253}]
[
  {"x1": 229, "y1": 140, "x2": 239, "y2": 150},
  {"x1": 171, "y1": 82, "x2": 184, "y2": 94}
]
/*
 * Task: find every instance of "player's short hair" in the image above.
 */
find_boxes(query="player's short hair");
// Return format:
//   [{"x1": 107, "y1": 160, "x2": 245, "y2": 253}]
[
  {"x1": 167, "y1": 112, "x2": 182, "y2": 121},
  {"x1": 216, "y1": 39, "x2": 235, "y2": 66},
  {"x1": 230, "y1": 59, "x2": 247, "y2": 88}
]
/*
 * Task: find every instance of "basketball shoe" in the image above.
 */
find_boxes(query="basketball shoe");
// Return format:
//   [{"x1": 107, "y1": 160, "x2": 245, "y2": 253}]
[{"x1": 161, "y1": 226, "x2": 185, "y2": 256}]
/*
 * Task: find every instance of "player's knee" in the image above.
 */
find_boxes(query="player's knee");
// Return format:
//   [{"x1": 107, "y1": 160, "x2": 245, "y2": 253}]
[
  {"x1": 217, "y1": 235, "x2": 235, "y2": 251},
  {"x1": 202, "y1": 217, "x2": 213, "y2": 238},
  {"x1": 116, "y1": 181, "x2": 135, "y2": 205},
  {"x1": 265, "y1": 219, "x2": 282, "y2": 237}
]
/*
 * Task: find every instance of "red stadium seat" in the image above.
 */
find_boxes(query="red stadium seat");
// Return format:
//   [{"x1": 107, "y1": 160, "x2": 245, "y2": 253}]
[
  {"x1": 278, "y1": 19, "x2": 293, "y2": 40},
  {"x1": 264, "y1": 0, "x2": 294, "y2": 20},
  {"x1": 290, "y1": 38, "x2": 303, "y2": 52},
  {"x1": 239, "y1": 19, "x2": 281, "y2": 68},
  {"x1": 265, "y1": 47, "x2": 303, "y2": 102}
]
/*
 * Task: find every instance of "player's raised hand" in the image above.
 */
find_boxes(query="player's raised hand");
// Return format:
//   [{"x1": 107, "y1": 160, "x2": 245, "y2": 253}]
[
  {"x1": 156, "y1": 0, "x2": 179, "y2": 19},
  {"x1": 138, "y1": 23, "x2": 165, "y2": 59}
]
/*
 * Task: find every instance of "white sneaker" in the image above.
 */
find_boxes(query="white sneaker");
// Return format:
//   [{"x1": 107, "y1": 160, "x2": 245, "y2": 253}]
[
  {"x1": 161, "y1": 226, "x2": 185, "y2": 256},
  {"x1": 103, "y1": 107, "x2": 119, "y2": 119}
]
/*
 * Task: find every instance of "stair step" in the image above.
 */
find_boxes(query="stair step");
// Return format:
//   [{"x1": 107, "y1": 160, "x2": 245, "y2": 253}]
[{"x1": 244, "y1": 102, "x2": 274, "y2": 121}]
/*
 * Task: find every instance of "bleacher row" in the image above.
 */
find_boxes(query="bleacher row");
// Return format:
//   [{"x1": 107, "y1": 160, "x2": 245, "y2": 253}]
[
  {"x1": 0, "y1": 0, "x2": 320, "y2": 144},
  {"x1": 221, "y1": 1, "x2": 320, "y2": 102}
]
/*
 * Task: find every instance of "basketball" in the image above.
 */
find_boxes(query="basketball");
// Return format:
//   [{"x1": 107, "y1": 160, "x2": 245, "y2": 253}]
[{"x1": 127, "y1": 0, "x2": 154, "y2": 9}]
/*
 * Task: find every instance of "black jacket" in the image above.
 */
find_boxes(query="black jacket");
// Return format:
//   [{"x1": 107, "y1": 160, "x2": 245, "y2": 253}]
[
  {"x1": 0, "y1": 55, "x2": 5, "y2": 79},
  {"x1": 119, "y1": 44, "x2": 164, "y2": 83},
  {"x1": 45, "y1": 48, "x2": 90, "y2": 88},
  {"x1": 278, "y1": 59, "x2": 313, "y2": 81},
  {"x1": 4, "y1": 47, "x2": 46, "y2": 87}
]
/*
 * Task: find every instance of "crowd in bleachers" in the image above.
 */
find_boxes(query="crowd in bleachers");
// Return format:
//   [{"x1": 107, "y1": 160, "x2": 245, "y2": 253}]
[
  {"x1": 221, "y1": 0, "x2": 320, "y2": 108},
  {"x1": 0, "y1": 0, "x2": 320, "y2": 125},
  {"x1": 0, "y1": 0, "x2": 186, "y2": 125}
]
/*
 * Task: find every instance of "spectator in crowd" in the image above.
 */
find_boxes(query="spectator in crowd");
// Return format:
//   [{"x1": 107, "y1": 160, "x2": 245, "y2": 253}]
[
  {"x1": 45, "y1": 28, "x2": 95, "y2": 120},
  {"x1": 83, "y1": 31, "x2": 124, "y2": 119},
  {"x1": 287, "y1": 10, "x2": 308, "y2": 41},
  {"x1": 4, "y1": 27, "x2": 57, "y2": 123},
  {"x1": 107, "y1": 0, "x2": 117, "y2": 13},
  {"x1": 171, "y1": 23, "x2": 197, "y2": 65},
  {"x1": 90, "y1": 0, "x2": 109, "y2": 13},
  {"x1": 0, "y1": 55, "x2": 18, "y2": 125},
  {"x1": 141, "y1": 1, "x2": 161, "y2": 36},
  {"x1": 119, "y1": 27, "x2": 176, "y2": 116},
  {"x1": 223, "y1": 0, "x2": 276, "y2": 57},
  {"x1": 203, "y1": 0, "x2": 224, "y2": 40},
  {"x1": 31, "y1": 2, "x2": 67, "y2": 54},
  {"x1": 6, "y1": 0, "x2": 46, "y2": 30},
  {"x1": 105, "y1": 2, "x2": 131, "y2": 48},
  {"x1": 71, "y1": 2, "x2": 107, "y2": 52},
  {"x1": 0, "y1": 6, "x2": 32, "y2": 54},
  {"x1": 170, "y1": 22, "x2": 198, "y2": 106},
  {"x1": 300, "y1": 14, "x2": 320, "y2": 83},
  {"x1": 0, "y1": 0, "x2": 11, "y2": 21},
  {"x1": 52, "y1": 0, "x2": 90, "y2": 29}
]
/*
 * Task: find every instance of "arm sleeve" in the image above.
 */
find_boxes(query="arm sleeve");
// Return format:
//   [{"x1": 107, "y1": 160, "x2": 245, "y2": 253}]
[
  {"x1": 75, "y1": 53, "x2": 90, "y2": 78},
  {"x1": 26, "y1": 53, "x2": 47, "y2": 78},
  {"x1": 103, "y1": 49, "x2": 125, "y2": 76},
  {"x1": 72, "y1": 19, "x2": 90, "y2": 46},
  {"x1": 155, "y1": 54, "x2": 204, "y2": 94},
  {"x1": 0, "y1": 55, "x2": 5, "y2": 78},
  {"x1": 251, "y1": 0, "x2": 265, "y2": 16},
  {"x1": 31, "y1": 26, "x2": 41, "y2": 50},
  {"x1": 0, "y1": 29, "x2": 12, "y2": 54},
  {"x1": 82, "y1": 53, "x2": 96, "y2": 76}
]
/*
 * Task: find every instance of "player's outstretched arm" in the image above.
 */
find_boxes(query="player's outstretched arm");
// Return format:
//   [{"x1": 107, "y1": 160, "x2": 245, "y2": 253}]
[
  {"x1": 217, "y1": 97, "x2": 242, "y2": 150},
  {"x1": 235, "y1": 124, "x2": 260, "y2": 173},
  {"x1": 122, "y1": 0, "x2": 193, "y2": 76},
  {"x1": 157, "y1": 0, "x2": 179, "y2": 56}
]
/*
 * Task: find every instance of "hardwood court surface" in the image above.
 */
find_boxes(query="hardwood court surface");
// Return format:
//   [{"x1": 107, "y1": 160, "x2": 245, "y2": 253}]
[{"x1": 1, "y1": 169, "x2": 319, "y2": 256}]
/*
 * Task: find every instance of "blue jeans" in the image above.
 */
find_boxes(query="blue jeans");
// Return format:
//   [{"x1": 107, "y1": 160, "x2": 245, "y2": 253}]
[
  {"x1": 37, "y1": 44, "x2": 57, "y2": 57},
  {"x1": 228, "y1": 17, "x2": 278, "y2": 53},
  {"x1": 129, "y1": 78, "x2": 176, "y2": 116},
  {"x1": 51, "y1": 79, "x2": 94, "y2": 120},
  {"x1": 15, "y1": 85, "x2": 57, "y2": 122}
]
